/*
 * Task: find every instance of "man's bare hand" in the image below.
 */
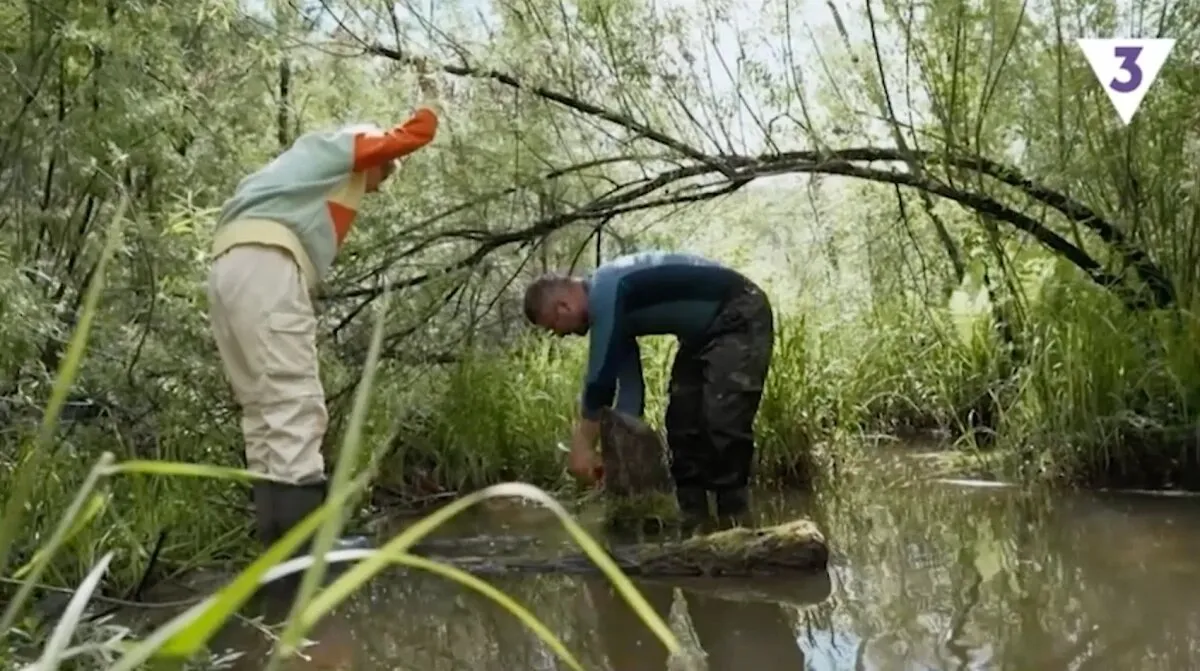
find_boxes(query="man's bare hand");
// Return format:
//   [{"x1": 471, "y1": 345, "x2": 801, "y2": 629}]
[
  {"x1": 567, "y1": 442, "x2": 602, "y2": 485},
  {"x1": 566, "y1": 417, "x2": 603, "y2": 485}
]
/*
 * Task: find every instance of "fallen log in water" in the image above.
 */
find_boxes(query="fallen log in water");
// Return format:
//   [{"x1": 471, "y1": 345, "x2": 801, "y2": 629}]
[{"x1": 415, "y1": 518, "x2": 830, "y2": 577}]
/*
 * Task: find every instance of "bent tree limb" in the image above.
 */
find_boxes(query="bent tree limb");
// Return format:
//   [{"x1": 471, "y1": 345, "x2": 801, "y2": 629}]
[
  {"x1": 326, "y1": 146, "x2": 1163, "y2": 312},
  {"x1": 354, "y1": 47, "x2": 1174, "y2": 311},
  {"x1": 364, "y1": 44, "x2": 735, "y2": 178}
]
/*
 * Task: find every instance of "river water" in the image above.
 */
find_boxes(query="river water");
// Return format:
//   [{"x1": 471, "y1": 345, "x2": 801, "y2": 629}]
[{"x1": 201, "y1": 454, "x2": 1200, "y2": 671}]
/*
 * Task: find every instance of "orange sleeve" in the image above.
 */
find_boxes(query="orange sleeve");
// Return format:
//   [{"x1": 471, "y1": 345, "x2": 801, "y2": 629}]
[{"x1": 351, "y1": 107, "x2": 439, "y2": 171}]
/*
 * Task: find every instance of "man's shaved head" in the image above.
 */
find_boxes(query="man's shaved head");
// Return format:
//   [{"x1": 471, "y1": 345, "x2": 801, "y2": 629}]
[
  {"x1": 523, "y1": 272, "x2": 569, "y2": 323},
  {"x1": 523, "y1": 272, "x2": 589, "y2": 336}
]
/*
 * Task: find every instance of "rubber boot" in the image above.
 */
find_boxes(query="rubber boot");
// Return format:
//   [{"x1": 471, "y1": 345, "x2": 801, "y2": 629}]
[
  {"x1": 252, "y1": 481, "x2": 277, "y2": 546},
  {"x1": 714, "y1": 487, "x2": 752, "y2": 530},
  {"x1": 675, "y1": 486, "x2": 712, "y2": 535},
  {"x1": 254, "y1": 480, "x2": 372, "y2": 601}
]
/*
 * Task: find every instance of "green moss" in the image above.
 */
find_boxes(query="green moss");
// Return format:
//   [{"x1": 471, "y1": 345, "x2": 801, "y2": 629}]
[
  {"x1": 602, "y1": 491, "x2": 681, "y2": 535},
  {"x1": 617, "y1": 518, "x2": 831, "y2": 576}
]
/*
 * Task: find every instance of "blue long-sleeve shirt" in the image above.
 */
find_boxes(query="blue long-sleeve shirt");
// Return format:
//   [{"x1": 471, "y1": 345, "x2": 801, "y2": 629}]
[{"x1": 579, "y1": 251, "x2": 748, "y2": 420}]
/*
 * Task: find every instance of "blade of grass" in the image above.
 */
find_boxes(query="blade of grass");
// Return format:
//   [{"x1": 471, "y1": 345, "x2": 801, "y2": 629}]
[
  {"x1": 19, "y1": 641, "x2": 125, "y2": 671},
  {"x1": 300, "y1": 482, "x2": 681, "y2": 656},
  {"x1": 109, "y1": 480, "x2": 677, "y2": 670},
  {"x1": 239, "y1": 547, "x2": 585, "y2": 669},
  {"x1": 100, "y1": 460, "x2": 280, "y2": 482},
  {"x1": 27, "y1": 551, "x2": 115, "y2": 671},
  {"x1": 0, "y1": 193, "x2": 128, "y2": 579},
  {"x1": 394, "y1": 552, "x2": 585, "y2": 670},
  {"x1": 0, "y1": 452, "x2": 116, "y2": 634}
]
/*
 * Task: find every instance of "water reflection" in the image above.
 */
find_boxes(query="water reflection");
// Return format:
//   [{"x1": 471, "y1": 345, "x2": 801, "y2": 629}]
[
  {"x1": 585, "y1": 573, "x2": 830, "y2": 670},
  {"x1": 206, "y1": 470, "x2": 1200, "y2": 670},
  {"x1": 218, "y1": 570, "x2": 830, "y2": 670}
]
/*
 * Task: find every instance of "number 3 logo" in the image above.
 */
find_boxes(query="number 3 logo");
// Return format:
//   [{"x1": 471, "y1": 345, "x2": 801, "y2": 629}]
[{"x1": 1110, "y1": 45, "x2": 1143, "y2": 93}]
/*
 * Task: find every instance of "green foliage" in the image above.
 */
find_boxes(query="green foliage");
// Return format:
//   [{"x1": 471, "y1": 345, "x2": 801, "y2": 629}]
[
  {"x1": 4, "y1": 0, "x2": 1200, "y2": 663},
  {"x1": 0, "y1": 218, "x2": 678, "y2": 671}
]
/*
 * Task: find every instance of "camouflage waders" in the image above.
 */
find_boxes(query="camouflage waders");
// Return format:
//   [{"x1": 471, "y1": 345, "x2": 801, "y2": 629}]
[{"x1": 664, "y1": 277, "x2": 774, "y2": 528}]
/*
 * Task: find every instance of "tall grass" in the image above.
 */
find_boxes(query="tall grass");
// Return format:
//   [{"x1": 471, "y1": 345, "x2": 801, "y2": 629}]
[
  {"x1": 0, "y1": 196, "x2": 680, "y2": 670},
  {"x1": 381, "y1": 266, "x2": 1200, "y2": 493},
  {"x1": 1002, "y1": 283, "x2": 1200, "y2": 486}
]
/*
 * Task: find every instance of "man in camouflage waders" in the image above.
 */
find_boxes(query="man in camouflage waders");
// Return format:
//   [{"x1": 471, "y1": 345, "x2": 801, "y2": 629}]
[{"x1": 523, "y1": 251, "x2": 775, "y2": 528}]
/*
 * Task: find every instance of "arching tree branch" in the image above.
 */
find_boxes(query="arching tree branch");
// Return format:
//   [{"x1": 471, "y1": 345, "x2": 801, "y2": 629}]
[{"x1": 361, "y1": 48, "x2": 1174, "y2": 309}]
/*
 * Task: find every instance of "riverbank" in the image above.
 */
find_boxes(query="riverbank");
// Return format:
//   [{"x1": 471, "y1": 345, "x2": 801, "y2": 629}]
[{"x1": 4, "y1": 290, "x2": 1199, "y2": 601}]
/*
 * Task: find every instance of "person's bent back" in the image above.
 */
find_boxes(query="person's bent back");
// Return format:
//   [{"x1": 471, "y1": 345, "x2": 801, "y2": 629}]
[{"x1": 523, "y1": 250, "x2": 776, "y2": 528}]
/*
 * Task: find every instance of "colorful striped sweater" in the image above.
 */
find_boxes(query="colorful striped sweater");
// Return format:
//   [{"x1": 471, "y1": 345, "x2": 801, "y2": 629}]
[{"x1": 211, "y1": 107, "x2": 439, "y2": 286}]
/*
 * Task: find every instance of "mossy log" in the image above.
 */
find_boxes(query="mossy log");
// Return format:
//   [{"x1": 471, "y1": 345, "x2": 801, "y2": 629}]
[
  {"x1": 597, "y1": 408, "x2": 679, "y2": 531},
  {"x1": 609, "y1": 519, "x2": 830, "y2": 576},
  {"x1": 418, "y1": 519, "x2": 830, "y2": 577}
]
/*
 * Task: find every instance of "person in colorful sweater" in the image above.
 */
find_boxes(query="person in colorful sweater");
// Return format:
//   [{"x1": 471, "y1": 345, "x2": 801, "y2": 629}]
[
  {"x1": 522, "y1": 251, "x2": 775, "y2": 529},
  {"x1": 206, "y1": 62, "x2": 440, "y2": 569}
]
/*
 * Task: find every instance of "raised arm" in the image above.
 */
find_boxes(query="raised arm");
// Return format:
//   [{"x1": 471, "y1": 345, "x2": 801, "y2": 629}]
[
  {"x1": 352, "y1": 64, "x2": 441, "y2": 171},
  {"x1": 351, "y1": 109, "x2": 438, "y2": 172}
]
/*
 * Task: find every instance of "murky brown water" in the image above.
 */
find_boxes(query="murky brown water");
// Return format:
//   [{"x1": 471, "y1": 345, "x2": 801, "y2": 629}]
[{"x1": 199, "y1": 458, "x2": 1200, "y2": 671}]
